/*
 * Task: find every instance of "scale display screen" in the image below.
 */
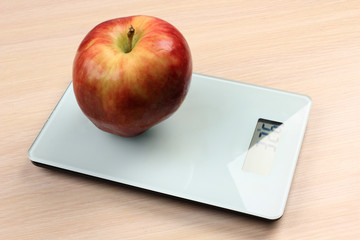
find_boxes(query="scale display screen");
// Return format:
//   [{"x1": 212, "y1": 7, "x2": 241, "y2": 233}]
[{"x1": 243, "y1": 118, "x2": 283, "y2": 176}]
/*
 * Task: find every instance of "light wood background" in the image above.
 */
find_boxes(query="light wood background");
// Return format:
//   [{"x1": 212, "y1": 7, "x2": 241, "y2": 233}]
[{"x1": 1, "y1": 0, "x2": 359, "y2": 239}]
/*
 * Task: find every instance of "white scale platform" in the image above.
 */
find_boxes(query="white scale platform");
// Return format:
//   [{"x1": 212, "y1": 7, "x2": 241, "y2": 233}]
[{"x1": 28, "y1": 73, "x2": 311, "y2": 220}]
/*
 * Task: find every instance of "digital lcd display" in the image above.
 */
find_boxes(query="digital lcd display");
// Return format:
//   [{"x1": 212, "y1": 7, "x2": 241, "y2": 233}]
[{"x1": 242, "y1": 118, "x2": 283, "y2": 176}]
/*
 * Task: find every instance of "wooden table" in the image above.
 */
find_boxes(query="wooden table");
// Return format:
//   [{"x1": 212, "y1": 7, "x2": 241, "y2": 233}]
[{"x1": 1, "y1": 0, "x2": 359, "y2": 239}]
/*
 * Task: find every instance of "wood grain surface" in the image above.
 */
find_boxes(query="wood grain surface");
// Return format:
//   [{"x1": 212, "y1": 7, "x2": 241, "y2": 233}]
[{"x1": 1, "y1": 0, "x2": 359, "y2": 239}]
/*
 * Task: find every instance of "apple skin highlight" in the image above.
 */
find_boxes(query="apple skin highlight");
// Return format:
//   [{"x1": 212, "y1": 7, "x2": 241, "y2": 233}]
[{"x1": 73, "y1": 16, "x2": 192, "y2": 137}]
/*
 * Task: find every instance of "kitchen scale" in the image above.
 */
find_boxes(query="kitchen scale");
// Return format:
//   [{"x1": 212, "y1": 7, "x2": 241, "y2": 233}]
[{"x1": 28, "y1": 73, "x2": 311, "y2": 220}]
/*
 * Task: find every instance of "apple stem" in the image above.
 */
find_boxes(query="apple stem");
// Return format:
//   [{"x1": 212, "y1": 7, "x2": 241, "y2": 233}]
[{"x1": 127, "y1": 25, "x2": 135, "y2": 53}]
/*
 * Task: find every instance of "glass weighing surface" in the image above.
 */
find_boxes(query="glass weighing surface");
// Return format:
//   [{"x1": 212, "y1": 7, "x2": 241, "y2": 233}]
[{"x1": 28, "y1": 73, "x2": 312, "y2": 220}]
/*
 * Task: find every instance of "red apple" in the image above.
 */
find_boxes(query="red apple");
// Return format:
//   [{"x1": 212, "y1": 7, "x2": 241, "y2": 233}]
[{"x1": 73, "y1": 15, "x2": 192, "y2": 137}]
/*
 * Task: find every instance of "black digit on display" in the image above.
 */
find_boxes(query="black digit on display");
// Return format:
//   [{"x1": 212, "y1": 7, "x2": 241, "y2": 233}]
[
  {"x1": 262, "y1": 123, "x2": 271, "y2": 132},
  {"x1": 259, "y1": 131, "x2": 269, "y2": 138}
]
